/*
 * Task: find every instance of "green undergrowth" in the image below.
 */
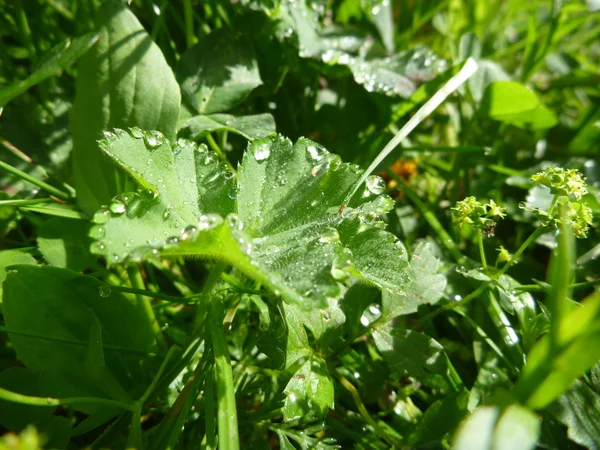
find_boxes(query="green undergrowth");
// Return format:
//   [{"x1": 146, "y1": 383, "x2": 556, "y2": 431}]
[{"x1": 0, "y1": 1, "x2": 599, "y2": 449}]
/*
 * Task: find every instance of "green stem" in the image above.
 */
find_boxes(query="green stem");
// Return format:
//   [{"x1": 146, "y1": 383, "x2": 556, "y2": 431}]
[
  {"x1": 0, "y1": 161, "x2": 70, "y2": 201},
  {"x1": 104, "y1": 285, "x2": 195, "y2": 304},
  {"x1": 182, "y1": 0, "x2": 197, "y2": 48},
  {"x1": 390, "y1": 172, "x2": 465, "y2": 264},
  {"x1": 0, "y1": 387, "x2": 135, "y2": 412},
  {"x1": 16, "y1": 0, "x2": 37, "y2": 62},
  {"x1": 127, "y1": 265, "x2": 166, "y2": 352},
  {"x1": 332, "y1": 368, "x2": 401, "y2": 448},
  {"x1": 516, "y1": 278, "x2": 600, "y2": 293},
  {"x1": 206, "y1": 134, "x2": 236, "y2": 174},
  {"x1": 205, "y1": 364, "x2": 217, "y2": 450},
  {"x1": 478, "y1": 233, "x2": 487, "y2": 268},
  {"x1": 195, "y1": 262, "x2": 227, "y2": 333},
  {"x1": 495, "y1": 226, "x2": 547, "y2": 279},
  {"x1": 210, "y1": 296, "x2": 240, "y2": 450}
]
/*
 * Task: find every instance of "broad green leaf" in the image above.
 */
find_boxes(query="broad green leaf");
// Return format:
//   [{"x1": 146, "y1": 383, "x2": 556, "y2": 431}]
[
  {"x1": 257, "y1": 301, "x2": 311, "y2": 370},
  {"x1": 177, "y1": 29, "x2": 262, "y2": 114},
  {"x1": 37, "y1": 217, "x2": 97, "y2": 271},
  {"x1": 481, "y1": 81, "x2": 556, "y2": 129},
  {"x1": 348, "y1": 47, "x2": 447, "y2": 98},
  {"x1": 371, "y1": 326, "x2": 448, "y2": 378},
  {"x1": 2, "y1": 265, "x2": 157, "y2": 408},
  {"x1": 283, "y1": 356, "x2": 334, "y2": 422},
  {"x1": 515, "y1": 292, "x2": 600, "y2": 410},
  {"x1": 179, "y1": 113, "x2": 276, "y2": 141},
  {"x1": 92, "y1": 131, "x2": 410, "y2": 308},
  {"x1": 548, "y1": 378, "x2": 600, "y2": 449},
  {"x1": 0, "y1": 34, "x2": 99, "y2": 107},
  {"x1": 0, "y1": 368, "x2": 55, "y2": 431},
  {"x1": 37, "y1": 416, "x2": 72, "y2": 450},
  {"x1": 0, "y1": 250, "x2": 36, "y2": 302},
  {"x1": 408, "y1": 390, "x2": 469, "y2": 446},
  {"x1": 381, "y1": 242, "x2": 446, "y2": 320},
  {"x1": 453, "y1": 404, "x2": 540, "y2": 450},
  {"x1": 71, "y1": 2, "x2": 181, "y2": 215},
  {"x1": 481, "y1": 81, "x2": 539, "y2": 118}
]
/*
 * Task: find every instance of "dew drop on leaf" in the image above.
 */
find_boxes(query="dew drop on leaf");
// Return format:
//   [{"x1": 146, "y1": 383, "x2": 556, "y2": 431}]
[
  {"x1": 163, "y1": 209, "x2": 172, "y2": 220},
  {"x1": 366, "y1": 175, "x2": 386, "y2": 195},
  {"x1": 223, "y1": 170, "x2": 235, "y2": 180},
  {"x1": 319, "y1": 227, "x2": 340, "y2": 244},
  {"x1": 109, "y1": 201, "x2": 126, "y2": 215},
  {"x1": 198, "y1": 214, "x2": 222, "y2": 230},
  {"x1": 102, "y1": 130, "x2": 117, "y2": 142},
  {"x1": 144, "y1": 130, "x2": 164, "y2": 148},
  {"x1": 253, "y1": 143, "x2": 271, "y2": 161},
  {"x1": 129, "y1": 127, "x2": 144, "y2": 139},
  {"x1": 90, "y1": 241, "x2": 105, "y2": 254},
  {"x1": 93, "y1": 208, "x2": 111, "y2": 224},
  {"x1": 140, "y1": 189, "x2": 158, "y2": 201},
  {"x1": 166, "y1": 236, "x2": 179, "y2": 245},
  {"x1": 89, "y1": 225, "x2": 105, "y2": 239},
  {"x1": 98, "y1": 285, "x2": 112, "y2": 298}
]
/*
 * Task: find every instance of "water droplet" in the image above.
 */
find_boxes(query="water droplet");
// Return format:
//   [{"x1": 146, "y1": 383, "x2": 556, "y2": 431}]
[
  {"x1": 306, "y1": 143, "x2": 325, "y2": 161},
  {"x1": 98, "y1": 285, "x2": 112, "y2": 298},
  {"x1": 109, "y1": 201, "x2": 126, "y2": 215},
  {"x1": 102, "y1": 130, "x2": 117, "y2": 142},
  {"x1": 144, "y1": 130, "x2": 164, "y2": 148},
  {"x1": 140, "y1": 189, "x2": 158, "y2": 201},
  {"x1": 198, "y1": 214, "x2": 222, "y2": 230},
  {"x1": 276, "y1": 174, "x2": 288, "y2": 185},
  {"x1": 202, "y1": 152, "x2": 217, "y2": 165},
  {"x1": 129, "y1": 127, "x2": 144, "y2": 139},
  {"x1": 90, "y1": 241, "x2": 105, "y2": 254},
  {"x1": 89, "y1": 225, "x2": 105, "y2": 239},
  {"x1": 223, "y1": 170, "x2": 235, "y2": 180},
  {"x1": 163, "y1": 209, "x2": 172, "y2": 220},
  {"x1": 319, "y1": 228, "x2": 340, "y2": 244},
  {"x1": 331, "y1": 266, "x2": 347, "y2": 280},
  {"x1": 228, "y1": 188, "x2": 238, "y2": 199},
  {"x1": 227, "y1": 214, "x2": 243, "y2": 230},
  {"x1": 366, "y1": 175, "x2": 386, "y2": 195},
  {"x1": 518, "y1": 201, "x2": 527, "y2": 209},
  {"x1": 93, "y1": 208, "x2": 111, "y2": 224},
  {"x1": 185, "y1": 225, "x2": 197, "y2": 234},
  {"x1": 253, "y1": 143, "x2": 271, "y2": 161},
  {"x1": 166, "y1": 236, "x2": 179, "y2": 245}
]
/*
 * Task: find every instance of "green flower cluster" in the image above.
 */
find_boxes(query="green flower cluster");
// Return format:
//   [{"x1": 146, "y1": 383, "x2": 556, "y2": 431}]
[
  {"x1": 452, "y1": 197, "x2": 506, "y2": 236},
  {"x1": 528, "y1": 167, "x2": 593, "y2": 238},
  {"x1": 531, "y1": 167, "x2": 588, "y2": 200}
]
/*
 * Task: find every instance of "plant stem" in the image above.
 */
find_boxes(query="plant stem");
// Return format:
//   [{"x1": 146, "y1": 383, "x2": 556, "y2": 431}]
[
  {"x1": 210, "y1": 295, "x2": 240, "y2": 450},
  {"x1": 182, "y1": 0, "x2": 197, "y2": 48},
  {"x1": 0, "y1": 161, "x2": 70, "y2": 201},
  {"x1": 0, "y1": 387, "x2": 135, "y2": 412},
  {"x1": 205, "y1": 360, "x2": 217, "y2": 450},
  {"x1": 478, "y1": 233, "x2": 488, "y2": 268},
  {"x1": 495, "y1": 226, "x2": 547, "y2": 279},
  {"x1": 332, "y1": 368, "x2": 402, "y2": 448},
  {"x1": 206, "y1": 134, "x2": 236, "y2": 174},
  {"x1": 127, "y1": 265, "x2": 166, "y2": 352},
  {"x1": 389, "y1": 172, "x2": 465, "y2": 264}
]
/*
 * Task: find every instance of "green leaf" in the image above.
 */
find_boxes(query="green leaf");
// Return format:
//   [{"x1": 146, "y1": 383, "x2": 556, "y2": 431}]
[
  {"x1": 0, "y1": 368, "x2": 55, "y2": 431},
  {"x1": 0, "y1": 250, "x2": 36, "y2": 303},
  {"x1": 371, "y1": 325, "x2": 448, "y2": 378},
  {"x1": 547, "y1": 378, "x2": 600, "y2": 449},
  {"x1": 37, "y1": 217, "x2": 97, "y2": 271},
  {"x1": 179, "y1": 113, "x2": 276, "y2": 141},
  {"x1": 283, "y1": 356, "x2": 334, "y2": 422},
  {"x1": 480, "y1": 81, "x2": 557, "y2": 129},
  {"x1": 453, "y1": 404, "x2": 540, "y2": 450},
  {"x1": 177, "y1": 29, "x2": 262, "y2": 114},
  {"x1": 348, "y1": 47, "x2": 447, "y2": 98},
  {"x1": 481, "y1": 81, "x2": 540, "y2": 118},
  {"x1": 71, "y1": 1, "x2": 181, "y2": 215},
  {"x1": 381, "y1": 242, "x2": 446, "y2": 320},
  {"x1": 0, "y1": 33, "x2": 99, "y2": 107},
  {"x1": 37, "y1": 416, "x2": 72, "y2": 450},
  {"x1": 2, "y1": 265, "x2": 157, "y2": 409},
  {"x1": 93, "y1": 132, "x2": 410, "y2": 309},
  {"x1": 408, "y1": 390, "x2": 469, "y2": 446}
]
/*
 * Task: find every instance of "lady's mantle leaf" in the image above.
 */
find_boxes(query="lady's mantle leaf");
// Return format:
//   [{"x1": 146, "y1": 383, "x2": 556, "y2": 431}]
[
  {"x1": 179, "y1": 113, "x2": 276, "y2": 141},
  {"x1": 91, "y1": 131, "x2": 410, "y2": 308}
]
